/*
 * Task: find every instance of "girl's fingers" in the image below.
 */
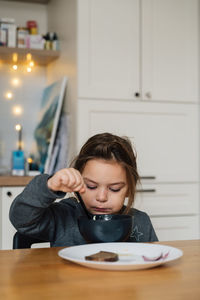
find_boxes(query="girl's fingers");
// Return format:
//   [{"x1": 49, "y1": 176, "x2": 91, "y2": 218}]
[{"x1": 49, "y1": 168, "x2": 85, "y2": 193}]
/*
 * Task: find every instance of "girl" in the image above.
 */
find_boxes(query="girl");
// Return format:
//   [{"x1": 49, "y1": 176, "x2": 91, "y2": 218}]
[{"x1": 9, "y1": 132, "x2": 158, "y2": 246}]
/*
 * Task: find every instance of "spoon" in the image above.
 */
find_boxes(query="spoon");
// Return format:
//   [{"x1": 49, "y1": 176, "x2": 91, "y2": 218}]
[{"x1": 75, "y1": 192, "x2": 91, "y2": 219}]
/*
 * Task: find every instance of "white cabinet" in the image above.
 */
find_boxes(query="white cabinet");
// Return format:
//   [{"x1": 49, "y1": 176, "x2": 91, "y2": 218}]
[
  {"x1": 135, "y1": 183, "x2": 199, "y2": 240},
  {"x1": 78, "y1": 0, "x2": 199, "y2": 103},
  {"x1": 0, "y1": 186, "x2": 24, "y2": 250},
  {"x1": 78, "y1": 0, "x2": 140, "y2": 100},
  {"x1": 77, "y1": 99, "x2": 199, "y2": 183}
]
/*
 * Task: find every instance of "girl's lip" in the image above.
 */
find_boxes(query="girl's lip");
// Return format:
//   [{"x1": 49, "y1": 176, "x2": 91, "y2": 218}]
[{"x1": 92, "y1": 207, "x2": 111, "y2": 213}]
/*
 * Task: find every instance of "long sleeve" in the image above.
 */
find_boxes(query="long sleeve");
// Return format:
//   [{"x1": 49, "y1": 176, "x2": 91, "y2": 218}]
[{"x1": 9, "y1": 174, "x2": 66, "y2": 241}]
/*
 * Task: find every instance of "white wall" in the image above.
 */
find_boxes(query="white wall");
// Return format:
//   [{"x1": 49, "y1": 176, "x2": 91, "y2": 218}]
[
  {"x1": 0, "y1": 1, "x2": 48, "y2": 172},
  {"x1": 47, "y1": 0, "x2": 77, "y2": 163},
  {"x1": 0, "y1": 0, "x2": 47, "y2": 33}
]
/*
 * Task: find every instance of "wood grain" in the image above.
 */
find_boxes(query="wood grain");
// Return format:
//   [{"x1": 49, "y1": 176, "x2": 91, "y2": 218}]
[
  {"x1": 0, "y1": 240, "x2": 199, "y2": 300},
  {"x1": 0, "y1": 176, "x2": 33, "y2": 187}
]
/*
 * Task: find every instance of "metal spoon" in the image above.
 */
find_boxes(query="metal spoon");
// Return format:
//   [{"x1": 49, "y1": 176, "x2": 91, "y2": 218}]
[{"x1": 75, "y1": 192, "x2": 91, "y2": 219}]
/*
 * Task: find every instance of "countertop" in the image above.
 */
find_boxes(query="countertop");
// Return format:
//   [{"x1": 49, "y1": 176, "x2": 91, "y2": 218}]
[{"x1": 0, "y1": 176, "x2": 34, "y2": 187}]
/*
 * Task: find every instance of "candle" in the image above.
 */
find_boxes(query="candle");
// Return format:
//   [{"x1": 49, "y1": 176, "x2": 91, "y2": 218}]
[{"x1": 15, "y1": 124, "x2": 22, "y2": 150}]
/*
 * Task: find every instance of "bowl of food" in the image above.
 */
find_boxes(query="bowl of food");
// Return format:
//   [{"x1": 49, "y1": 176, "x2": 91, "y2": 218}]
[{"x1": 78, "y1": 214, "x2": 133, "y2": 243}]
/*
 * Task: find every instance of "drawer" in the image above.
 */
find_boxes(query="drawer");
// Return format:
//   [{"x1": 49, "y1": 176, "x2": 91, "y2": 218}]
[
  {"x1": 134, "y1": 183, "x2": 199, "y2": 216},
  {"x1": 151, "y1": 215, "x2": 199, "y2": 241}
]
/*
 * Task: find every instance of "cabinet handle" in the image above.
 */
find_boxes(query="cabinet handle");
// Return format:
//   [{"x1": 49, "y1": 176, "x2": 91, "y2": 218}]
[
  {"x1": 7, "y1": 191, "x2": 12, "y2": 197},
  {"x1": 136, "y1": 189, "x2": 156, "y2": 193},
  {"x1": 134, "y1": 92, "x2": 140, "y2": 97},
  {"x1": 140, "y1": 176, "x2": 156, "y2": 180},
  {"x1": 145, "y1": 92, "x2": 152, "y2": 99}
]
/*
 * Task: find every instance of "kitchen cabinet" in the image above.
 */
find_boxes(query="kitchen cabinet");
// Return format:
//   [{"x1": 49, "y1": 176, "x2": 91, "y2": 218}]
[
  {"x1": 134, "y1": 183, "x2": 199, "y2": 241},
  {"x1": 0, "y1": 185, "x2": 50, "y2": 250},
  {"x1": 78, "y1": 0, "x2": 199, "y2": 103},
  {"x1": 77, "y1": 99, "x2": 199, "y2": 183},
  {"x1": 0, "y1": 186, "x2": 23, "y2": 250}
]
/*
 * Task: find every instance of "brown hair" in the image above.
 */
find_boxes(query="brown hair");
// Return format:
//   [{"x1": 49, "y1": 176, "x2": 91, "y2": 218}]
[{"x1": 71, "y1": 132, "x2": 139, "y2": 214}]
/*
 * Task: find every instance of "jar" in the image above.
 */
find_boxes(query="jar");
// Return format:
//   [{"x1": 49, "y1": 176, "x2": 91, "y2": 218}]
[
  {"x1": 17, "y1": 27, "x2": 29, "y2": 48},
  {"x1": 26, "y1": 20, "x2": 38, "y2": 35}
]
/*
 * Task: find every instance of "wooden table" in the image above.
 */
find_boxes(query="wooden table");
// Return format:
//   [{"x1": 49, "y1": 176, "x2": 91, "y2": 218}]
[{"x1": 0, "y1": 240, "x2": 199, "y2": 300}]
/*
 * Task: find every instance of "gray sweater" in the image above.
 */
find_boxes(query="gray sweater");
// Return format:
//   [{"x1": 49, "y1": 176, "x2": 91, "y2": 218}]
[{"x1": 9, "y1": 174, "x2": 158, "y2": 247}]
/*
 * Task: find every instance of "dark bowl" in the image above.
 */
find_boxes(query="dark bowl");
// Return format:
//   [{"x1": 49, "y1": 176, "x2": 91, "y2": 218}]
[{"x1": 78, "y1": 214, "x2": 133, "y2": 243}]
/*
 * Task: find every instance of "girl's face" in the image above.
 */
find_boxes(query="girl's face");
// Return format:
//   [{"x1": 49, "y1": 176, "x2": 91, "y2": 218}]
[{"x1": 80, "y1": 159, "x2": 128, "y2": 215}]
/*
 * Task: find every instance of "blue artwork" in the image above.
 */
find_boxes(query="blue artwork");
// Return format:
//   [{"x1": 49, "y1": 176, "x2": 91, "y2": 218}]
[{"x1": 31, "y1": 77, "x2": 67, "y2": 173}]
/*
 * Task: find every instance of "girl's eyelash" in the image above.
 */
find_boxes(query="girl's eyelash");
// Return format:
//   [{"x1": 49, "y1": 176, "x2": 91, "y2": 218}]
[
  {"x1": 110, "y1": 188, "x2": 121, "y2": 192},
  {"x1": 86, "y1": 185, "x2": 97, "y2": 190},
  {"x1": 86, "y1": 185, "x2": 121, "y2": 192}
]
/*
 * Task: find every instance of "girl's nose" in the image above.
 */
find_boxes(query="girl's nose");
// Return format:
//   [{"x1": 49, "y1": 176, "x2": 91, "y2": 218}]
[{"x1": 96, "y1": 188, "x2": 108, "y2": 202}]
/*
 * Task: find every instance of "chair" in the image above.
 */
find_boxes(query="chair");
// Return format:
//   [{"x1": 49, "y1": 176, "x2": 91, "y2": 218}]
[{"x1": 13, "y1": 232, "x2": 49, "y2": 249}]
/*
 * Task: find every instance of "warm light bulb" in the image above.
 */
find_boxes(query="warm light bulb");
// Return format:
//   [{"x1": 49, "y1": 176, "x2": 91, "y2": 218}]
[
  {"x1": 12, "y1": 53, "x2": 18, "y2": 63},
  {"x1": 27, "y1": 67, "x2": 32, "y2": 73},
  {"x1": 11, "y1": 78, "x2": 20, "y2": 86},
  {"x1": 15, "y1": 124, "x2": 22, "y2": 131},
  {"x1": 5, "y1": 91, "x2": 13, "y2": 100},
  {"x1": 26, "y1": 53, "x2": 32, "y2": 61},
  {"x1": 29, "y1": 61, "x2": 34, "y2": 67},
  {"x1": 12, "y1": 64, "x2": 18, "y2": 70},
  {"x1": 12, "y1": 106, "x2": 23, "y2": 116},
  {"x1": 27, "y1": 157, "x2": 33, "y2": 164}
]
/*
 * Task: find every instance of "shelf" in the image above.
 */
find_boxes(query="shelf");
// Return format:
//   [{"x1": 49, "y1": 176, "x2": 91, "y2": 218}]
[
  {"x1": 0, "y1": 0, "x2": 50, "y2": 4},
  {"x1": 0, "y1": 47, "x2": 60, "y2": 66}
]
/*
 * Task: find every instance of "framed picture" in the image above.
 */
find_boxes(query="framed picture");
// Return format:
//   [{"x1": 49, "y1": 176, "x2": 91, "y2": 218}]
[{"x1": 31, "y1": 77, "x2": 68, "y2": 173}]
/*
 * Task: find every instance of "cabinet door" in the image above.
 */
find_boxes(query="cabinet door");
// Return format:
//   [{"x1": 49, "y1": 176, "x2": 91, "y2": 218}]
[
  {"x1": 78, "y1": 0, "x2": 140, "y2": 100},
  {"x1": 151, "y1": 216, "x2": 199, "y2": 241},
  {"x1": 134, "y1": 183, "x2": 199, "y2": 216},
  {"x1": 77, "y1": 99, "x2": 199, "y2": 182},
  {"x1": 142, "y1": 0, "x2": 199, "y2": 102},
  {"x1": 0, "y1": 187, "x2": 24, "y2": 250}
]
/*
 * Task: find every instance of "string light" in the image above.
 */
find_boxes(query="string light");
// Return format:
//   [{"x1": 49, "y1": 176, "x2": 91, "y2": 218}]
[
  {"x1": 12, "y1": 106, "x2": 23, "y2": 116},
  {"x1": 12, "y1": 53, "x2": 18, "y2": 70},
  {"x1": 26, "y1": 53, "x2": 34, "y2": 72},
  {"x1": 5, "y1": 91, "x2": 13, "y2": 100},
  {"x1": 11, "y1": 78, "x2": 20, "y2": 87},
  {"x1": 12, "y1": 64, "x2": 18, "y2": 70}
]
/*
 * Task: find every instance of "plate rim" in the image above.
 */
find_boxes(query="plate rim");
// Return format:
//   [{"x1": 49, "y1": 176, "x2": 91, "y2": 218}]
[{"x1": 58, "y1": 242, "x2": 183, "y2": 270}]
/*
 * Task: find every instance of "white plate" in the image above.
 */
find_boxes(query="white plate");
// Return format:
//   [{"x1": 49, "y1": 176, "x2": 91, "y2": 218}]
[{"x1": 58, "y1": 243, "x2": 183, "y2": 271}]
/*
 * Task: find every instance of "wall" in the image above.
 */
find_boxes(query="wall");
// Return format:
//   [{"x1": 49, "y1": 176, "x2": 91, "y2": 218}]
[
  {"x1": 0, "y1": 0, "x2": 48, "y2": 172},
  {"x1": 47, "y1": 0, "x2": 77, "y2": 164}
]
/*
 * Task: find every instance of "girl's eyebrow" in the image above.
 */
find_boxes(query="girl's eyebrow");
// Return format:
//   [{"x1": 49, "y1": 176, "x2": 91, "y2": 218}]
[
  {"x1": 83, "y1": 177, "x2": 125, "y2": 186},
  {"x1": 83, "y1": 178, "x2": 97, "y2": 184}
]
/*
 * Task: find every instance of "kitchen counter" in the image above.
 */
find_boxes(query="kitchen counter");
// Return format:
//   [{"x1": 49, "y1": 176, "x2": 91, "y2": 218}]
[{"x1": 0, "y1": 176, "x2": 34, "y2": 187}]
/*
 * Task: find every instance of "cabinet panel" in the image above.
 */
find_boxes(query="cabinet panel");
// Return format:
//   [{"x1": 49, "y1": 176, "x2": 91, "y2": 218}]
[
  {"x1": 77, "y1": 99, "x2": 199, "y2": 182},
  {"x1": 151, "y1": 216, "x2": 199, "y2": 241},
  {"x1": 78, "y1": 0, "x2": 199, "y2": 103},
  {"x1": 134, "y1": 183, "x2": 199, "y2": 216},
  {"x1": 142, "y1": 0, "x2": 199, "y2": 102},
  {"x1": 0, "y1": 187, "x2": 24, "y2": 250},
  {"x1": 78, "y1": 0, "x2": 140, "y2": 99}
]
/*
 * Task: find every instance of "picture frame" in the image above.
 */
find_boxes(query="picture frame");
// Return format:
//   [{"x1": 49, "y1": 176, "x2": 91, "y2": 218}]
[{"x1": 32, "y1": 77, "x2": 68, "y2": 173}]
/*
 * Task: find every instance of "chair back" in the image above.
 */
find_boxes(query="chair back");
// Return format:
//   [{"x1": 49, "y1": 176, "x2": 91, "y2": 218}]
[{"x1": 13, "y1": 232, "x2": 49, "y2": 249}]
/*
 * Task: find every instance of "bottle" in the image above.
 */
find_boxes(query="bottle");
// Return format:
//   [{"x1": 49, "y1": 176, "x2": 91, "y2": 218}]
[{"x1": 52, "y1": 32, "x2": 59, "y2": 51}]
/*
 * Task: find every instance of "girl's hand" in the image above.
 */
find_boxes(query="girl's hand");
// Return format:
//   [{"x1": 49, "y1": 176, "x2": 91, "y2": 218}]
[{"x1": 47, "y1": 168, "x2": 85, "y2": 193}]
